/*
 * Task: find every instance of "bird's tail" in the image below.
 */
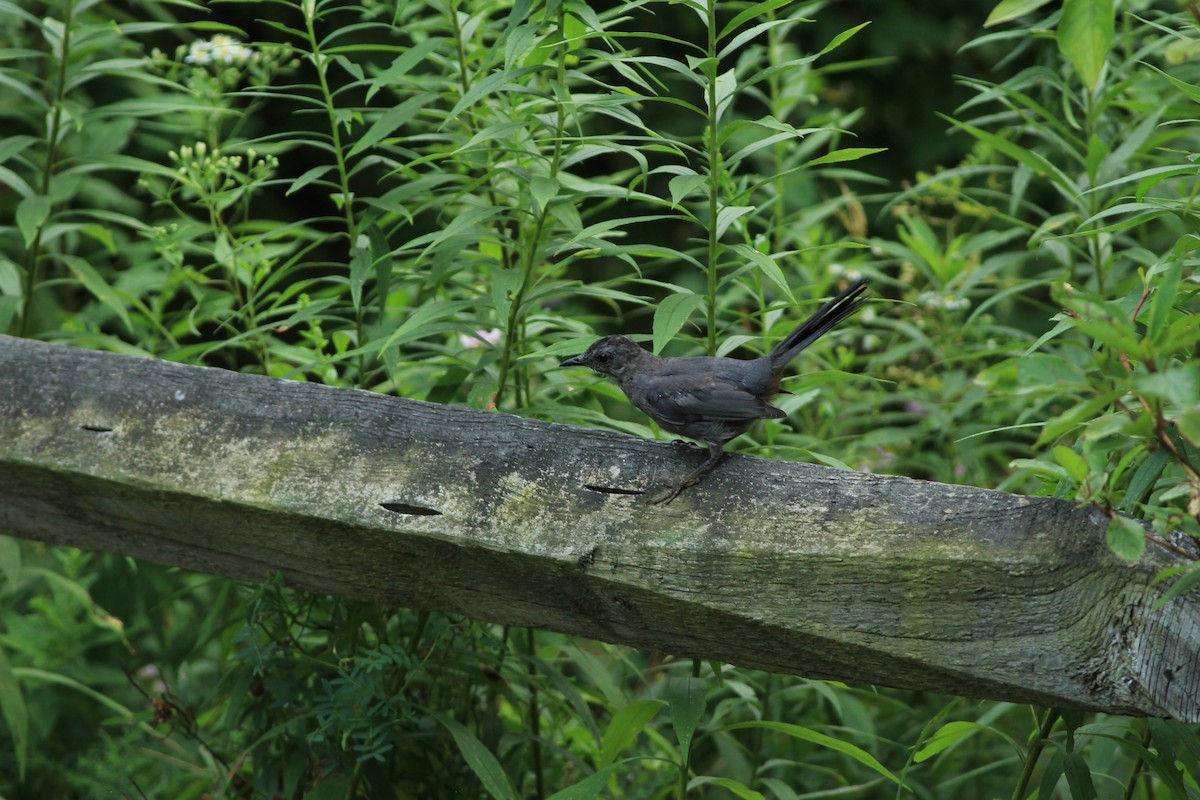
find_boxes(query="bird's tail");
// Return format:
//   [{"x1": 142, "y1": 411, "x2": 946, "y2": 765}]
[{"x1": 769, "y1": 280, "x2": 869, "y2": 368}]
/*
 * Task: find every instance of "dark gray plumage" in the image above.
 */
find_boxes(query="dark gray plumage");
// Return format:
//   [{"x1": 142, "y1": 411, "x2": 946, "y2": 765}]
[{"x1": 561, "y1": 280, "x2": 868, "y2": 504}]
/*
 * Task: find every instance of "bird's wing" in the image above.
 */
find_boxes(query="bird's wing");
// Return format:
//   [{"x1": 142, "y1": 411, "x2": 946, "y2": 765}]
[{"x1": 636, "y1": 374, "x2": 783, "y2": 427}]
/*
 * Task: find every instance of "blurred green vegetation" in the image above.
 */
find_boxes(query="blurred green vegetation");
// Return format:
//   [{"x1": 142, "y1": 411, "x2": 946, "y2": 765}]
[{"x1": 1, "y1": 0, "x2": 1198, "y2": 796}]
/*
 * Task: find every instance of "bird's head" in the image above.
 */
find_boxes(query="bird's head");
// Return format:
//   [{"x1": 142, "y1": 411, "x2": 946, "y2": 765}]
[{"x1": 559, "y1": 335, "x2": 650, "y2": 380}]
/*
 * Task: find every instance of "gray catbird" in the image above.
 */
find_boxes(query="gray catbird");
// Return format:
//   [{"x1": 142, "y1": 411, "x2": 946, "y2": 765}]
[{"x1": 560, "y1": 280, "x2": 868, "y2": 504}]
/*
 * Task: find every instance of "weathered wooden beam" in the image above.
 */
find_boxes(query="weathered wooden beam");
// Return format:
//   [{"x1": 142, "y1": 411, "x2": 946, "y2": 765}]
[{"x1": 0, "y1": 334, "x2": 1196, "y2": 720}]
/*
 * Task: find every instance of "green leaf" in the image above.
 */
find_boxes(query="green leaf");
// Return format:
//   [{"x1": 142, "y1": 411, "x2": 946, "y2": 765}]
[
  {"x1": 717, "y1": 0, "x2": 799, "y2": 42},
  {"x1": 0, "y1": 645, "x2": 27, "y2": 782},
  {"x1": 714, "y1": 68, "x2": 737, "y2": 123},
  {"x1": 349, "y1": 92, "x2": 437, "y2": 157},
  {"x1": 530, "y1": 175, "x2": 559, "y2": 213},
  {"x1": 801, "y1": 147, "x2": 887, "y2": 168},
  {"x1": 724, "y1": 721, "x2": 903, "y2": 785},
  {"x1": 668, "y1": 173, "x2": 707, "y2": 207},
  {"x1": 1144, "y1": 63, "x2": 1200, "y2": 105},
  {"x1": 1119, "y1": 449, "x2": 1169, "y2": 514},
  {"x1": 1058, "y1": 0, "x2": 1113, "y2": 91},
  {"x1": 598, "y1": 700, "x2": 662, "y2": 767},
  {"x1": 715, "y1": 205, "x2": 754, "y2": 238},
  {"x1": 375, "y1": 300, "x2": 476, "y2": 354},
  {"x1": 434, "y1": 713, "x2": 519, "y2": 800},
  {"x1": 16, "y1": 194, "x2": 51, "y2": 247},
  {"x1": 653, "y1": 291, "x2": 704, "y2": 354},
  {"x1": 914, "y1": 720, "x2": 989, "y2": 762},
  {"x1": 941, "y1": 115, "x2": 1076, "y2": 195},
  {"x1": 1063, "y1": 751, "x2": 1098, "y2": 800},
  {"x1": 61, "y1": 255, "x2": 134, "y2": 334},
  {"x1": 1148, "y1": 260, "x2": 1181, "y2": 343},
  {"x1": 1036, "y1": 396, "x2": 1113, "y2": 446},
  {"x1": 0, "y1": 536, "x2": 20, "y2": 589},
  {"x1": 689, "y1": 776, "x2": 765, "y2": 800},
  {"x1": 547, "y1": 763, "x2": 629, "y2": 800},
  {"x1": 1053, "y1": 446, "x2": 1088, "y2": 483},
  {"x1": 986, "y1": 0, "x2": 1055, "y2": 26},
  {"x1": 1177, "y1": 409, "x2": 1200, "y2": 448},
  {"x1": 366, "y1": 38, "x2": 441, "y2": 101},
  {"x1": 1106, "y1": 516, "x2": 1146, "y2": 562},
  {"x1": 728, "y1": 244, "x2": 795, "y2": 304},
  {"x1": 666, "y1": 676, "x2": 707, "y2": 761},
  {"x1": 1135, "y1": 368, "x2": 1199, "y2": 407}
]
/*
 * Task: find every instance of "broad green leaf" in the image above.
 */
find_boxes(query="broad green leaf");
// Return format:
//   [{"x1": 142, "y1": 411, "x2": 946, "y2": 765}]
[
  {"x1": 1177, "y1": 409, "x2": 1200, "y2": 448},
  {"x1": 1064, "y1": 751, "x2": 1098, "y2": 799},
  {"x1": 434, "y1": 713, "x2": 519, "y2": 800},
  {"x1": 1154, "y1": 562, "x2": 1200, "y2": 608},
  {"x1": 61, "y1": 255, "x2": 134, "y2": 334},
  {"x1": 1036, "y1": 396, "x2": 1114, "y2": 446},
  {"x1": 1148, "y1": 260, "x2": 1181, "y2": 343},
  {"x1": 914, "y1": 720, "x2": 990, "y2": 762},
  {"x1": 530, "y1": 175, "x2": 559, "y2": 213},
  {"x1": 597, "y1": 700, "x2": 662, "y2": 767},
  {"x1": 16, "y1": 194, "x2": 50, "y2": 247},
  {"x1": 348, "y1": 236, "x2": 371, "y2": 313},
  {"x1": 669, "y1": 173, "x2": 707, "y2": 207},
  {"x1": 1119, "y1": 449, "x2": 1170, "y2": 513},
  {"x1": 1058, "y1": 0, "x2": 1113, "y2": 91},
  {"x1": 653, "y1": 291, "x2": 704, "y2": 354},
  {"x1": 714, "y1": 67, "x2": 737, "y2": 123},
  {"x1": 667, "y1": 676, "x2": 707, "y2": 761},
  {"x1": 724, "y1": 720, "x2": 902, "y2": 785},
  {"x1": 0, "y1": 645, "x2": 26, "y2": 782},
  {"x1": 728, "y1": 244, "x2": 795, "y2": 304},
  {"x1": 1106, "y1": 516, "x2": 1146, "y2": 562},
  {"x1": 1053, "y1": 446, "x2": 1089, "y2": 483},
  {"x1": 986, "y1": 0, "x2": 1055, "y2": 26},
  {"x1": 547, "y1": 762, "x2": 630, "y2": 800},
  {"x1": 715, "y1": 205, "x2": 754, "y2": 238},
  {"x1": 1135, "y1": 368, "x2": 1198, "y2": 407}
]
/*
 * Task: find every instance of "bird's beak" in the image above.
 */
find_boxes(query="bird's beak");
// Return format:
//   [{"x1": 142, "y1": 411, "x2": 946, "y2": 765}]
[{"x1": 559, "y1": 354, "x2": 586, "y2": 368}]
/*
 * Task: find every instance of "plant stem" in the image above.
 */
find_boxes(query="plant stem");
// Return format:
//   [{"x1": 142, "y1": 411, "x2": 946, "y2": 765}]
[
  {"x1": 19, "y1": 0, "x2": 76, "y2": 337},
  {"x1": 704, "y1": 0, "x2": 721, "y2": 356},
  {"x1": 1010, "y1": 707, "x2": 1061, "y2": 800},
  {"x1": 304, "y1": 3, "x2": 364, "y2": 385}
]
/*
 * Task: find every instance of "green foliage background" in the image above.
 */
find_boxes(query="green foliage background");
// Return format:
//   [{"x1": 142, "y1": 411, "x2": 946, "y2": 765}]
[{"x1": 1, "y1": 0, "x2": 1198, "y2": 796}]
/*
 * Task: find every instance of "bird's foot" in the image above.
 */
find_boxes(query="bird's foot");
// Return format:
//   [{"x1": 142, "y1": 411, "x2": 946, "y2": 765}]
[
  {"x1": 669, "y1": 439, "x2": 700, "y2": 449},
  {"x1": 650, "y1": 479, "x2": 695, "y2": 506}
]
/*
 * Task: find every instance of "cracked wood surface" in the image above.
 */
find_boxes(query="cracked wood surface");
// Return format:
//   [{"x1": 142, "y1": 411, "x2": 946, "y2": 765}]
[{"x1": 1, "y1": 334, "x2": 1197, "y2": 720}]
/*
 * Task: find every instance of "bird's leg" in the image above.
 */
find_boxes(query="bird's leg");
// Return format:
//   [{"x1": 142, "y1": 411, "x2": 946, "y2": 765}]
[{"x1": 652, "y1": 443, "x2": 728, "y2": 505}]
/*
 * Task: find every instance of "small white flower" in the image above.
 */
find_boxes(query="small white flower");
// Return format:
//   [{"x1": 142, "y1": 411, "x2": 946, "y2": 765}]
[{"x1": 185, "y1": 34, "x2": 257, "y2": 66}]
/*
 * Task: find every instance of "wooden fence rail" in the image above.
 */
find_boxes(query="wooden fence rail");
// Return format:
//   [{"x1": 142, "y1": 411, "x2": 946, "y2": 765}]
[{"x1": 1, "y1": 335, "x2": 1196, "y2": 720}]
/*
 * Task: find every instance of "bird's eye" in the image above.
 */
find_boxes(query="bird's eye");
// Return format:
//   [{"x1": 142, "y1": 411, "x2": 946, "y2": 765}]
[{"x1": 595, "y1": 352, "x2": 609, "y2": 363}]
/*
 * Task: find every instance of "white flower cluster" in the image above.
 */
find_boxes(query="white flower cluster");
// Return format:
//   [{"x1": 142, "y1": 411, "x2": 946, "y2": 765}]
[
  {"x1": 184, "y1": 34, "x2": 257, "y2": 66},
  {"x1": 916, "y1": 291, "x2": 971, "y2": 311}
]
